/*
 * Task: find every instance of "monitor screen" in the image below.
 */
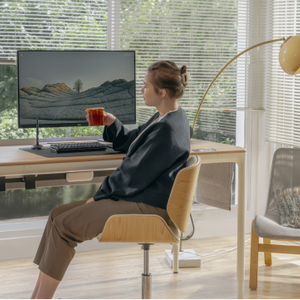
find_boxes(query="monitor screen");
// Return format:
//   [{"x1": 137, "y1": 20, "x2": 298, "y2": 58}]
[{"x1": 17, "y1": 50, "x2": 136, "y2": 128}]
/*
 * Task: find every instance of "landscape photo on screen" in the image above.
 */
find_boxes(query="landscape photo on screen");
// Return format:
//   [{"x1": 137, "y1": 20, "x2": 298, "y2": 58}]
[{"x1": 18, "y1": 51, "x2": 135, "y2": 127}]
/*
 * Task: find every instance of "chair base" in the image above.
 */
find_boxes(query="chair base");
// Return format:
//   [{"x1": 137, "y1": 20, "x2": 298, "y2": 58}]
[
  {"x1": 142, "y1": 274, "x2": 152, "y2": 299},
  {"x1": 165, "y1": 249, "x2": 201, "y2": 268},
  {"x1": 141, "y1": 244, "x2": 152, "y2": 299}
]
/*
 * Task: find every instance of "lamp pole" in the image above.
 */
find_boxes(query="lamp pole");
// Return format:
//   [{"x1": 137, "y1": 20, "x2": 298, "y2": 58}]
[{"x1": 192, "y1": 37, "x2": 285, "y2": 130}]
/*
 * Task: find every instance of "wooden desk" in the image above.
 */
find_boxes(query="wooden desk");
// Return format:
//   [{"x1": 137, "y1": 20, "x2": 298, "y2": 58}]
[{"x1": 0, "y1": 139, "x2": 246, "y2": 298}]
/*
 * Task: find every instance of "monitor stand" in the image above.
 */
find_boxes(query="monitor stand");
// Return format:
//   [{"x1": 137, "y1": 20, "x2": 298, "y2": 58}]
[{"x1": 32, "y1": 118, "x2": 44, "y2": 150}]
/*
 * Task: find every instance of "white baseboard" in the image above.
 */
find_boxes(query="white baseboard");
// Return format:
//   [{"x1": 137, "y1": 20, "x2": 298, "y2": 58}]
[{"x1": 0, "y1": 218, "x2": 132, "y2": 261}]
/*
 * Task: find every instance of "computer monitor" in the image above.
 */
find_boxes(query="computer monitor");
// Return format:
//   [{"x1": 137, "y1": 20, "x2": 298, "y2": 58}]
[{"x1": 17, "y1": 50, "x2": 136, "y2": 128}]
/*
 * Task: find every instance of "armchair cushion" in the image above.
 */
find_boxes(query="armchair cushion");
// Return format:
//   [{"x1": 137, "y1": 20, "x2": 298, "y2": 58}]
[{"x1": 254, "y1": 215, "x2": 300, "y2": 240}]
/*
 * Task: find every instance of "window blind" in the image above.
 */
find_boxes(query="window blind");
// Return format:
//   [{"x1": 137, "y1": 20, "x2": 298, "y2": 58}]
[
  {"x1": 0, "y1": 0, "x2": 267, "y2": 145},
  {"x1": 262, "y1": 0, "x2": 300, "y2": 147},
  {"x1": 0, "y1": 0, "x2": 108, "y2": 61},
  {"x1": 118, "y1": 0, "x2": 255, "y2": 144}
]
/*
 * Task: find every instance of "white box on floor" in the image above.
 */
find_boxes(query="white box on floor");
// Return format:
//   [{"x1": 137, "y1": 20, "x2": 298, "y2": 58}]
[{"x1": 165, "y1": 249, "x2": 201, "y2": 268}]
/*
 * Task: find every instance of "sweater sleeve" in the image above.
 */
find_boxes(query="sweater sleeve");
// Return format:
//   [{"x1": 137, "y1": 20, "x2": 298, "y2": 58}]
[
  {"x1": 93, "y1": 122, "x2": 180, "y2": 201},
  {"x1": 103, "y1": 114, "x2": 158, "y2": 153}
]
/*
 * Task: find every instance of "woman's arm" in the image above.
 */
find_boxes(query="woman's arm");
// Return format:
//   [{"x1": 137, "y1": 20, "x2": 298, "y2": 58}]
[
  {"x1": 94, "y1": 122, "x2": 188, "y2": 201},
  {"x1": 103, "y1": 112, "x2": 159, "y2": 153}
]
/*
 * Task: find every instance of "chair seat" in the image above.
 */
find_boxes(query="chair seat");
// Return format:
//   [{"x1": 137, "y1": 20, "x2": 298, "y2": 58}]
[
  {"x1": 97, "y1": 214, "x2": 180, "y2": 243},
  {"x1": 254, "y1": 215, "x2": 300, "y2": 241}
]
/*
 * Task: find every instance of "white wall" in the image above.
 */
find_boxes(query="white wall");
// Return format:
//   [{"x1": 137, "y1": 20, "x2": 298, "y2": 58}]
[
  {"x1": 248, "y1": 111, "x2": 281, "y2": 217},
  {"x1": 0, "y1": 217, "x2": 133, "y2": 261}
]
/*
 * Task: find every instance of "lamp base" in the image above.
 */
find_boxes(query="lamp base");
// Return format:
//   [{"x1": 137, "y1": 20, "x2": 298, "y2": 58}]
[{"x1": 165, "y1": 249, "x2": 201, "y2": 268}]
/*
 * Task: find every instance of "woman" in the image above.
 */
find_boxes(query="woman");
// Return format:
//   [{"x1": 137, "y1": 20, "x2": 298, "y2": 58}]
[{"x1": 30, "y1": 61, "x2": 191, "y2": 298}]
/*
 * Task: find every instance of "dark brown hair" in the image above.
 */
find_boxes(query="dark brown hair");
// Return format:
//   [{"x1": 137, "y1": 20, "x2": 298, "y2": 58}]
[{"x1": 147, "y1": 61, "x2": 188, "y2": 99}]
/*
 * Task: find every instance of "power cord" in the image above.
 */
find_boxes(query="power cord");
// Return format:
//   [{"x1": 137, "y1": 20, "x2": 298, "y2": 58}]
[{"x1": 179, "y1": 238, "x2": 251, "y2": 258}]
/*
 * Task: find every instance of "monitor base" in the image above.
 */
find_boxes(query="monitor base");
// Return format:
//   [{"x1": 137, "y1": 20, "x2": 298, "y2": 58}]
[
  {"x1": 32, "y1": 118, "x2": 44, "y2": 150},
  {"x1": 31, "y1": 144, "x2": 44, "y2": 150}
]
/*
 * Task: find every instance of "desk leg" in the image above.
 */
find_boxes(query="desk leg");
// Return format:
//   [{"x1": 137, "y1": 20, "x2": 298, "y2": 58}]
[{"x1": 237, "y1": 153, "x2": 245, "y2": 299}]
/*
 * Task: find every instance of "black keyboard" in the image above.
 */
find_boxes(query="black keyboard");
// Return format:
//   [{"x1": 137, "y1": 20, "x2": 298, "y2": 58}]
[{"x1": 50, "y1": 142, "x2": 107, "y2": 153}]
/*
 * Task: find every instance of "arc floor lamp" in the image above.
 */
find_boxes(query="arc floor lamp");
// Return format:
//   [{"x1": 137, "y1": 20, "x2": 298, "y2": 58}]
[{"x1": 192, "y1": 35, "x2": 300, "y2": 129}]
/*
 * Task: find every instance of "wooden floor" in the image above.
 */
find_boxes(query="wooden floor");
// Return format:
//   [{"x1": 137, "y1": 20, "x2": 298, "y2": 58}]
[{"x1": 0, "y1": 235, "x2": 300, "y2": 299}]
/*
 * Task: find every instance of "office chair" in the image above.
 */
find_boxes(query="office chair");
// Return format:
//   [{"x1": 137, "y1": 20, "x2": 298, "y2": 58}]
[
  {"x1": 97, "y1": 155, "x2": 201, "y2": 299},
  {"x1": 249, "y1": 148, "x2": 300, "y2": 290}
]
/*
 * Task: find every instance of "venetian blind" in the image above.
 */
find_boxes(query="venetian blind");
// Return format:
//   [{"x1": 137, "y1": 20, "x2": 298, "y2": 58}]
[
  {"x1": 118, "y1": 0, "x2": 257, "y2": 143},
  {"x1": 0, "y1": 0, "x2": 108, "y2": 61},
  {"x1": 263, "y1": 0, "x2": 300, "y2": 147}
]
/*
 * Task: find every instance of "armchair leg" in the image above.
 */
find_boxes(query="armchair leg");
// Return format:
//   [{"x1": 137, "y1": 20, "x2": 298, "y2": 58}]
[
  {"x1": 263, "y1": 238, "x2": 272, "y2": 266},
  {"x1": 141, "y1": 244, "x2": 152, "y2": 299},
  {"x1": 249, "y1": 221, "x2": 259, "y2": 290}
]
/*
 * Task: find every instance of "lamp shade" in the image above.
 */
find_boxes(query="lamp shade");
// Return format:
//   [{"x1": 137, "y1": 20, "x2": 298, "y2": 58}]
[{"x1": 279, "y1": 35, "x2": 300, "y2": 75}]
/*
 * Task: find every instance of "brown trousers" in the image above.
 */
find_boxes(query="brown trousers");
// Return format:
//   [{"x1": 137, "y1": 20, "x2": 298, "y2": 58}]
[{"x1": 34, "y1": 199, "x2": 169, "y2": 281}]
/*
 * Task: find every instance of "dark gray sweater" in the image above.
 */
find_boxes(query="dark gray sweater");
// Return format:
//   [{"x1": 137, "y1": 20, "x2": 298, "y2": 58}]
[{"x1": 93, "y1": 107, "x2": 191, "y2": 209}]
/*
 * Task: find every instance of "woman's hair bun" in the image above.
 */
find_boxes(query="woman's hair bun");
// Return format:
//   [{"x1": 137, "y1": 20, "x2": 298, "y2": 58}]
[
  {"x1": 180, "y1": 65, "x2": 188, "y2": 88},
  {"x1": 148, "y1": 61, "x2": 188, "y2": 99},
  {"x1": 180, "y1": 65, "x2": 187, "y2": 75}
]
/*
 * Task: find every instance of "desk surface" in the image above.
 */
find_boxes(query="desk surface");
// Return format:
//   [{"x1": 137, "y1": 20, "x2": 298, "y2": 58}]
[{"x1": 0, "y1": 139, "x2": 245, "y2": 167}]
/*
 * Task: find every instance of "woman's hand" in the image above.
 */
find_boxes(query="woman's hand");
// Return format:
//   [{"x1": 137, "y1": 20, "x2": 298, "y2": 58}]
[
  {"x1": 103, "y1": 112, "x2": 116, "y2": 127},
  {"x1": 85, "y1": 110, "x2": 116, "y2": 127},
  {"x1": 85, "y1": 197, "x2": 95, "y2": 204}
]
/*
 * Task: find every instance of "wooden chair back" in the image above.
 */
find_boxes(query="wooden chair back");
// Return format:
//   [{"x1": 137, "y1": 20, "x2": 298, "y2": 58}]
[{"x1": 167, "y1": 155, "x2": 201, "y2": 233}]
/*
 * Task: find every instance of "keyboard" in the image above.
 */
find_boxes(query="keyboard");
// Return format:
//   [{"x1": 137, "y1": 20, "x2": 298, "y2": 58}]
[{"x1": 50, "y1": 142, "x2": 107, "y2": 153}]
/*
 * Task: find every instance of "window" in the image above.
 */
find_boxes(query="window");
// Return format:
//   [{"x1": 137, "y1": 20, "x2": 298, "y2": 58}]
[
  {"x1": 118, "y1": 0, "x2": 252, "y2": 206},
  {"x1": 0, "y1": 1, "x2": 110, "y2": 220},
  {"x1": 0, "y1": 0, "x2": 108, "y2": 139},
  {"x1": 0, "y1": 0, "x2": 258, "y2": 221},
  {"x1": 263, "y1": 0, "x2": 300, "y2": 147},
  {"x1": 119, "y1": 0, "x2": 252, "y2": 146},
  {"x1": 0, "y1": 0, "x2": 256, "y2": 145},
  {"x1": 0, "y1": 0, "x2": 108, "y2": 59},
  {"x1": 0, "y1": 0, "x2": 252, "y2": 218},
  {"x1": 0, "y1": 183, "x2": 101, "y2": 220}
]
